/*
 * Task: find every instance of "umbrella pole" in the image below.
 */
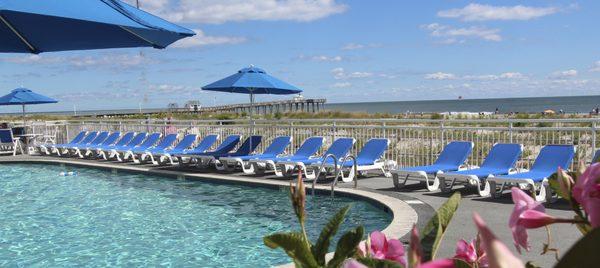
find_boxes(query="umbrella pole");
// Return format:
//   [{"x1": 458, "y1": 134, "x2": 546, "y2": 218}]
[
  {"x1": 249, "y1": 93, "x2": 255, "y2": 150},
  {"x1": 21, "y1": 104, "x2": 25, "y2": 126}
]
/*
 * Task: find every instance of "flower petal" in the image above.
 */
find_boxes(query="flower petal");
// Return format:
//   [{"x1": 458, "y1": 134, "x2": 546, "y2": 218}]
[{"x1": 474, "y1": 213, "x2": 524, "y2": 268}]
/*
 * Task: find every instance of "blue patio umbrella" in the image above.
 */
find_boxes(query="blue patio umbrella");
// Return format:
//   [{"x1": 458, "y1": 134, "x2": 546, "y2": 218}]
[
  {"x1": 0, "y1": 0, "x2": 195, "y2": 53},
  {"x1": 203, "y1": 66, "x2": 302, "y2": 145},
  {"x1": 0, "y1": 88, "x2": 58, "y2": 121}
]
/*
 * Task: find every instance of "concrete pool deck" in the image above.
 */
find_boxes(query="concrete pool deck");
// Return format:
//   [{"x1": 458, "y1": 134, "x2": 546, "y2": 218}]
[{"x1": 0, "y1": 155, "x2": 581, "y2": 267}]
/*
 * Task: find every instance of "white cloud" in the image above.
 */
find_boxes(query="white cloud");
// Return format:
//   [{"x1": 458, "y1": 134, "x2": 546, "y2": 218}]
[
  {"x1": 128, "y1": 0, "x2": 347, "y2": 24},
  {"x1": 590, "y1": 61, "x2": 600, "y2": 72},
  {"x1": 422, "y1": 23, "x2": 501, "y2": 43},
  {"x1": 438, "y1": 3, "x2": 559, "y2": 21},
  {"x1": 298, "y1": 55, "x2": 343, "y2": 62},
  {"x1": 0, "y1": 53, "x2": 155, "y2": 68},
  {"x1": 499, "y1": 72, "x2": 525, "y2": 79},
  {"x1": 549, "y1": 69, "x2": 578, "y2": 79},
  {"x1": 171, "y1": 29, "x2": 246, "y2": 48},
  {"x1": 331, "y1": 67, "x2": 373, "y2": 80},
  {"x1": 463, "y1": 72, "x2": 525, "y2": 81},
  {"x1": 425, "y1": 72, "x2": 456, "y2": 80},
  {"x1": 331, "y1": 82, "x2": 351, "y2": 88},
  {"x1": 0, "y1": 55, "x2": 62, "y2": 64},
  {"x1": 340, "y1": 43, "x2": 380, "y2": 50}
]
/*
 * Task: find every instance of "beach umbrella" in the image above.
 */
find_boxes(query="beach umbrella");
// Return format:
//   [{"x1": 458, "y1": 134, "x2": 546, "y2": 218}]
[
  {"x1": 0, "y1": 88, "x2": 58, "y2": 123},
  {"x1": 202, "y1": 66, "x2": 302, "y2": 145},
  {"x1": 0, "y1": 0, "x2": 195, "y2": 53}
]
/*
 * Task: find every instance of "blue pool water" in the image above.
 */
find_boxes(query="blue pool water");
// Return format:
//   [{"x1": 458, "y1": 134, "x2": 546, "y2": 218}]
[{"x1": 0, "y1": 164, "x2": 391, "y2": 267}]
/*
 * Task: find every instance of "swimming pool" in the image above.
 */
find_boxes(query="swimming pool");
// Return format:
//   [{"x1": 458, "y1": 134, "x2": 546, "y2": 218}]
[{"x1": 0, "y1": 163, "x2": 392, "y2": 267}]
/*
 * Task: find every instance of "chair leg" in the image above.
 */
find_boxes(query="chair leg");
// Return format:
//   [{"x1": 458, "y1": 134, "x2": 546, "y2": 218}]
[
  {"x1": 392, "y1": 173, "x2": 408, "y2": 190},
  {"x1": 425, "y1": 175, "x2": 440, "y2": 192}
]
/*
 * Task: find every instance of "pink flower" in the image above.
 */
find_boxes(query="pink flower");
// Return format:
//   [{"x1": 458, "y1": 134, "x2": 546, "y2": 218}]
[
  {"x1": 419, "y1": 259, "x2": 456, "y2": 268},
  {"x1": 573, "y1": 163, "x2": 600, "y2": 228},
  {"x1": 509, "y1": 188, "x2": 544, "y2": 253},
  {"x1": 367, "y1": 231, "x2": 406, "y2": 266},
  {"x1": 474, "y1": 213, "x2": 525, "y2": 268},
  {"x1": 454, "y1": 239, "x2": 477, "y2": 263},
  {"x1": 518, "y1": 210, "x2": 558, "y2": 229}
]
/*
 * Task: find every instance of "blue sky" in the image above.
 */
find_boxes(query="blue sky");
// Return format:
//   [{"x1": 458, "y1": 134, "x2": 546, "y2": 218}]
[{"x1": 1, "y1": 0, "x2": 600, "y2": 112}]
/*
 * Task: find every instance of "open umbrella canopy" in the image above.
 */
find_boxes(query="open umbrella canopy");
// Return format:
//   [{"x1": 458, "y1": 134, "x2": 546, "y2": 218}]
[
  {"x1": 0, "y1": 0, "x2": 195, "y2": 53},
  {"x1": 0, "y1": 88, "x2": 58, "y2": 105},
  {"x1": 202, "y1": 67, "x2": 302, "y2": 95}
]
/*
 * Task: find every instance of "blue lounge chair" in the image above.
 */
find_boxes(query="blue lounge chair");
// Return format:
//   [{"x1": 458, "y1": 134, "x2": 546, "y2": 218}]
[
  {"x1": 208, "y1": 136, "x2": 263, "y2": 170},
  {"x1": 152, "y1": 134, "x2": 220, "y2": 165},
  {"x1": 486, "y1": 145, "x2": 575, "y2": 202},
  {"x1": 392, "y1": 141, "x2": 474, "y2": 191},
  {"x1": 332, "y1": 138, "x2": 391, "y2": 182},
  {"x1": 0, "y1": 129, "x2": 23, "y2": 156},
  {"x1": 437, "y1": 143, "x2": 523, "y2": 196},
  {"x1": 178, "y1": 135, "x2": 241, "y2": 167},
  {"x1": 99, "y1": 132, "x2": 147, "y2": 160},
  {"x1": 39, "y1": 130, "x2": 86, "y2": 155},
  {"x1": 277, "y1": 137, "x2": 355, "y2": 180},
  {"x1": 68, "y1": 131, "x2": 109, "y2": 156},
  {"x1": 139, "y1": 134, "x2": 198, "y2": 165},
  {"x1": 219, "y1": 136, "x2": 292, "y2": 172},
  {"x1": 128, "y1": 133, "x2": 178, "y2": 163},
  {"x1": 593, "y1": 150, "x2": 600, "y2": 163},
  {"x1": 74, "y1": 132, "x2": 121, "y2": 158},
  {"x1": 54, "y1": 131, "x2": 98, "y2": 156},
  {"x1": 248, "y1": 136, "x2": 325, "y2": 176},
  {"x1": 91, "y1": 132, "x2": 135, "y2": 157},
  {"x1": 116, "y1": 133, "x2": 161, "y2": 162}
]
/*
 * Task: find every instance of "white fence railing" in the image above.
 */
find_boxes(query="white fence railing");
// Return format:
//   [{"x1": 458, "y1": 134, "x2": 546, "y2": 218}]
[{"x1": 24, "y1": 118, "x2": 600, "y2": 169}]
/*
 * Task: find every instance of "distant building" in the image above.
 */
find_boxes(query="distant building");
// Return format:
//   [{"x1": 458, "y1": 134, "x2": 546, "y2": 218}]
[{"x1": 185, "y1": 100, "x2": 201, "y2": 111}]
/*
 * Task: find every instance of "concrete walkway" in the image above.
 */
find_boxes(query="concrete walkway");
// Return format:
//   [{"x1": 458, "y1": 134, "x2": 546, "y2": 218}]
[{"x1": 1, "y1": 155, "x2": 581, "y2": 267}]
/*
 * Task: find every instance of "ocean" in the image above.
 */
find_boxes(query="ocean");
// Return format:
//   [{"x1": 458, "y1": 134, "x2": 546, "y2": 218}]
[{"x1": 325, "y1": 95, "x2": 600, "y2": 114}]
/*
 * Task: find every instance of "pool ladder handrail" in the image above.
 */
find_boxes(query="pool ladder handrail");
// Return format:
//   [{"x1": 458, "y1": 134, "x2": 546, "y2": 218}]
[
  {"x1": 333, "y1": 155, "x2": 358, "y2": 192},
  {"x1": 311, "y1": 154, "x2": 338, "y2": 197}
]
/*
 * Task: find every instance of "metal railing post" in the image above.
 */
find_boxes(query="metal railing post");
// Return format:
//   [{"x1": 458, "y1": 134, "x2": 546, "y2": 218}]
[
  {"x1": 593, "y1": 122, "x2": 597, "y2": 162},
  {"x1": 509, "y1": 122, "x2": 514, "y2": 143}
]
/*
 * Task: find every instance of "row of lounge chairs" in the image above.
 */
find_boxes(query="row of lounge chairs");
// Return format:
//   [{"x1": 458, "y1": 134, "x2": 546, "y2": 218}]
[
  {"x1": 392, "y1": 142, "x2": 575, "y2": 202},
  {"x1": 38, "y1": 130, "x2": 578, "y2": 202}
]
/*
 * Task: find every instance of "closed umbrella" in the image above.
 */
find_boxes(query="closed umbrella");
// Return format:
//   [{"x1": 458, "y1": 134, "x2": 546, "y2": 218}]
[
  {"x1": 0, "y1": 0, "x2": 194, "y2": 53},
  {"x1": 0, "y1": 88, "x2": 58, "y2": 122},
  {"x1": 202, "y1": 66, "x2": 302, "y2": 147}
]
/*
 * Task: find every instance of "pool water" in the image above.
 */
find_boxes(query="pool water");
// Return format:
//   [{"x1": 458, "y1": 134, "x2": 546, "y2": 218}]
[{"x1": 0, "y1": 164, "x2": 391, "y2": 267}]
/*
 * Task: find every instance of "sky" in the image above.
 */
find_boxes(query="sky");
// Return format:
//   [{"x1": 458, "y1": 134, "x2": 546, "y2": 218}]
[{"x1": 1, "y1": 0, "x2": 600, "y2": 113}]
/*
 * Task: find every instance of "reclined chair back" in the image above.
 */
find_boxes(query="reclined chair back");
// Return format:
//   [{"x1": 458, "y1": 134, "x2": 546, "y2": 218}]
[
  {"x1": 100, "y1": 132, "x2": 121, "y2": 146},
  {"x1": 136, "y1": 133, "x2": 161, "y2": 149},
  {"x1": 233, "y1": 136, "x2": 263, "y2": 155},
  {"x1": 114, "y1": 132, "x2": 136, "y2": 147},
  {"x1": 262, "y1": 136, "x2": 292, "y2": 156},
  {"x1": 0, "y1": 129, "x2": 14, "y2": 144},
  {"x1": 126, "y1": 133, "x2": 148, "y2": 147},
  {"x1": 212, "y1": 135, "x2": 241, "y2": 154},
  {"x1": 593, "y1": 150, "x2": 600, "y2": 163},
  {"x1": 434, "y1": 141, "x2": 473, "y2": 167},
  {"x1": 173, "y1": 134, "x2": 197, "y2": 151},
  {"x1": 355, "y1": 138, "x2": 389, "y2": 165},
  {"x1": 189, "y1": 134, "x2": 219, "y2": 153},
  {"x1": 68, "y1": 131, "x2": 87, "y2": 145},
  {"x1": 79, "y1": 131, "x2": 98, "y2": 145},
  {"x1": 530, "y1": 145, "x2": 575, "y2": 172},
  {"x1": 294, "y1": 137, "x2": 325, "y2": 158},
  {"x1": 88, "y1": 131, "x2": 109, "y2": 146},
  {"x1": 153, "y1": 134, "x2": 178, "y2": 150},
  {"x1": 480, "y1": 143, "x2": 522, "y2": 170},
  {"x1": 323, "y1": 137, "x2": 355, "y2": 160}
]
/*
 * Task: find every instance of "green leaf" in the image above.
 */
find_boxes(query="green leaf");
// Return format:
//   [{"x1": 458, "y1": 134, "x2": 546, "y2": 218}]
[
  {"x1": 453, "y1": 259, "x2": 473, "y2": 268},
  {"x1": 264, "y1": 232, "x2": 319, "y2": 267},
  {"x1": 356, "y1": 257, "x2": 405, "y2": 268},
  {"x1": 547, "y1": 172, "x2": 564, "y2": 199},
  {"x1": 327, "y1": 226, "x2": 365, "y2": 268},
  {"x1": 313, "y1": 205, "x2": 351, "y2": 265},
  {"x1": 555, "y1": 227, "x2": 600, "y2": 268},
  {"x1": 419, "y1": 192, "x2": 461, "y2": 261}
]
